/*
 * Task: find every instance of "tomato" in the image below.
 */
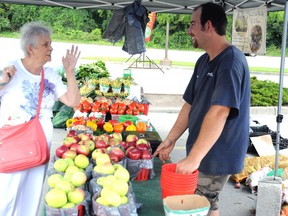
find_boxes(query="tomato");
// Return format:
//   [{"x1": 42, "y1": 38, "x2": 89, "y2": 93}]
[
  {"x1": 92, "y1": 101, "x2": 101, "y2": 108},
  {"x1": 133, "y1": 110, "x2": 140, "y2": 116},
  {"x1": 110, "y1": 107, "x2": 118, "y2": 115},
  {"x1": 110, "y1": 103, "x2": 119, "y2": 109},
  {"x1": 113, "y1": 123, "x2": 124, "y2": 133},
  {"x1": 81, "y1": 100, "x2": 91, "y2": 112},
  {"x1": 136, "y1": 122, "x2": 147, "y2": 132},
  {"x1": 118, "y1": 103, "x2": 126, "y2": 110},
  {"x1": 126, "y1": 108, "x2": 133, "y2": 115},
  {"x1": 91, "y1": 105, "x2": 100, "y2": 112},
  {"x1": 128, "y1": 102, "x2": 137, "y2": 110},
  {"x1": 100, "y1": 110, "x2": 107, "y2": 114},
  {"x1": 117, "y1": 109, "x2": 125, "y2": 115},
  {"x1": 138, "y1": 104, "x2": 145, "y2": 113}
]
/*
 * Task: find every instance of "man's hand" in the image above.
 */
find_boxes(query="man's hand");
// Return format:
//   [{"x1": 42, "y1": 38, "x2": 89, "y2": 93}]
[{"x1": 152, "y1": 139, "x2": 175, "y2": 163}]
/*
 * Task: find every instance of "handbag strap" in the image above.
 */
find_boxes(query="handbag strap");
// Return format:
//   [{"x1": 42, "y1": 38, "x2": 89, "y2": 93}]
[{"x1": 35, "y1": 69, "x2": 45, "y2": 118}]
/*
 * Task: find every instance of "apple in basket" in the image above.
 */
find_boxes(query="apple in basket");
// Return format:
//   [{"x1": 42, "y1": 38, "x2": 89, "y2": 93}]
[
  {"x1": 126, "y1": 134, "x2": 138, "y2": 143},
  {"x1": 76, "y1": 145, "x2": 90, "y2": 156},
  {"x1": 62, "y1": 150, "x2": 77, "y2": 160},
  {"x1": 63, "y1": 136, "x2": 79, "y2": 148},
  {"x1": 136, "y1": 138, "x2": 151, "y2": 149},
  {"x1": 108, "y1": 146, "x2": 125, "y2": 161},
  {"x1": 141, "y1": 149, "x2": 152, "y2": 159},
  {"x1": 69, "y1": 143, "x2": 80, "y2": 152},
  {"x1": 67, "y1": 188, "x2": 85, "y2": 204},
  {"x1": 67, "y1": 129, "x2": 77, "y2": 137},
  {"x1": 126, "y1": 146, "x2": 142, "y2": 160},
  {"x1": 91, "y1": 148, "x2": 108, "y2": 161},
  {"x1": 55, "y1": 145, "x2": 69, "y2": 158},
  {"x1": 83, "y1": 140, "x2": 95, "y2": 152},
  {"x1": 95, "y1": 139, "x2": 109, "y2": 149}
]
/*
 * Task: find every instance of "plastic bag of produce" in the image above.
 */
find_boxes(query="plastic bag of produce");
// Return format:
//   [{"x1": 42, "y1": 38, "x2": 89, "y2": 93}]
[
  {"x1": 92, "y1": 192, "x2": 137, "y2": 216},
  {"x1": 45, "y1": 191, "x2": 91, "y2": 216},
  {"x1": 126, "y1": 157, "x2": 155, "y2": 181}
]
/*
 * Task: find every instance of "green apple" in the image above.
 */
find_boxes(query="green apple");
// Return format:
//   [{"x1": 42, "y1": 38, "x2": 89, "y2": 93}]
[
  {"x1": 65, "y1": 165, "x2": 80, "y2": 175},
  {"x1": 96, "y1": 153, "x2": 111, "y2": 166},
  {"x1": 100, "y1": 188, "x2": 122, "y2": 207},
  {"x1": 55, "y1": 179, "x2": 75, "y2": 194},
  {"x1": 63, "y1": 172, "x2": 73, "y2": 181},
  {"x1": 74, "y1": 154, "x2": 89, "y2": 169},
  {"x1": 61, "y1": 202, "x2": 76, "y2": 208},
  {"x1": 45, "y1": 188, "x2": 67, "y2": 208},
  {"x1": 121, "y1": 195, "x2": 128, "y2": 205},
  {"x1": 97, "y1": 175, "x2": 117, "y2": 187},
  {"x1": 53, "y1": 158, "x2": 69, "y2": 172},
  {"x1": 96, "y1": 196, "x2": 109, "y2": 206},
  {"x1": 114, "y1": 167, "x2": 130, "y2": 182},
  {"x1": 47, "y1": 173, "x2": 63, "y2": 188},
  {"x1": 63, "y1": 157, "x2": 75, "y2": 166},
  {"x1": 111, "y1": 179, "x2": 129, "y2": 196},
  {"x1": 67, "y1": 188, "x2": 85, "y2": 204},
  {"x1": 71, "y1": 171, "x2": 87, "y2": 187},
  {"x1": 100, "y1": 162, "x2": 115, "y2": 175}
]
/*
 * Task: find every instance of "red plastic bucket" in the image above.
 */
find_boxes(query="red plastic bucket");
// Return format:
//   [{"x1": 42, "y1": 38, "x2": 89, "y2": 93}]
[{"x1": 160, "y1": 163, "x2": 198, "y2": 199}]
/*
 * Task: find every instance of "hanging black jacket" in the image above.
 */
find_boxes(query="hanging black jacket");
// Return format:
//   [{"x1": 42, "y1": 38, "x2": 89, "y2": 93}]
[{"x1": 103, "y1": 0, "x2": 149, "y2": 55}]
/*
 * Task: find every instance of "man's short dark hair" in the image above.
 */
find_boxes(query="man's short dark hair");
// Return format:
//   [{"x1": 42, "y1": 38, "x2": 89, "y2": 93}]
[{"x1": 195, "y1": 2, "x2": 227, "y2": 36}]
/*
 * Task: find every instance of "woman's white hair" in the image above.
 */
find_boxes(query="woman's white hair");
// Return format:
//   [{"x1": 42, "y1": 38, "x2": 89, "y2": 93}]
[{"x1": 20, "y1": 21, "x2": 52, "y2": 57}]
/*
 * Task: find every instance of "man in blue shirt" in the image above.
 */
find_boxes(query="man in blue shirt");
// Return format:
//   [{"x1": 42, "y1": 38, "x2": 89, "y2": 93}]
[{"x1": 153, "y1": 3, "x2": 250, "y2": 216}]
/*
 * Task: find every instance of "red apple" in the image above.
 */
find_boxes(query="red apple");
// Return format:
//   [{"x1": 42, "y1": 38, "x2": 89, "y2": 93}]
[
  {"x1": 136, "y1": 143, "x2": 150, "y2": 151},
  {"x1": 70, "y1": 143, "x2": 80, "y2": 152},
  {"x1": 125, "y1": 134, "x2": 138, "y2": 143},
  {"x1": 119, "y1": 141, "x2": 129, "y2": 150},
  {"x1": 135, "y1": 138, "x2": 150, "y2": 149},
  {"x1": 67, "y1": 129, "x2": 77, "y2": 137},
  {"x1": 127, "y1": 141, "x2": 136, "y2": 148},
  {"x1": 62, "y1": 150, "x2": 77, "y2": 160},
  {"x1": 141, "y1": 149, "x2": 152, "y2": 159},
  {"x1": 63, "y1": 137, "x2": 78, "y2": 148},
  {"x1": 109, "y1": 146, "x2": 125, "y2": 161},
  {"x1": 76, "y1": 145, "x2": 90, "y2": 156},
  {"x1": 109, "y1": 152, "x2": 120, "y2": 163},
  {"x1": 127, "y1": 147, "x2": 142, "y2": 160},
  {"x1": 95, "y1": 139, "x2": 109, "y2": 149},
  {"x1": 55, "y1": 145, "x2": 69, "y2": 158},
  {"x1": 125, "y1": 146, "x2": 135, "y2": 156}
]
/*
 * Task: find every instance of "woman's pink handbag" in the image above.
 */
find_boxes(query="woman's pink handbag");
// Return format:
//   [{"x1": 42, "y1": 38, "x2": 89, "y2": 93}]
[{"x1": 0, "y1": 70, "x2": 50, "y2": 173}]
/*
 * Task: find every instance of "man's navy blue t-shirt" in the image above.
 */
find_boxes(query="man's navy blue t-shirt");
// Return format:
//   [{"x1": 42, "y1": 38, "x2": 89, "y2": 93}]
[{"x1": 183, "y1": 45, "x2": 250, "y2": 175}]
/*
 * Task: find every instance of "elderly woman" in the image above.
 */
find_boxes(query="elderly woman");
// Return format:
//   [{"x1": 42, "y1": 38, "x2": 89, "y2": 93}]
[{"x1": 0, "y1": 22, "x2": 81, "y2": 215}]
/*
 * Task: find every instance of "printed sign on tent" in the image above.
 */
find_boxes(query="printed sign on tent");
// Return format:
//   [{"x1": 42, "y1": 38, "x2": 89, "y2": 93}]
[
  {"x1": 145, "y1": 12, "x2": 156, "y2": 42},
  {"x1": 232, "y1": 7, "x2": 267, "y2": 55}
]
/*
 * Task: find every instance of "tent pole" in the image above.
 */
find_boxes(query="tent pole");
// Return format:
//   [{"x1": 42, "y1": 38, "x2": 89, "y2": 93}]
[{"x1": 275, "y1": 0, "x2": 288, "y2": 179}]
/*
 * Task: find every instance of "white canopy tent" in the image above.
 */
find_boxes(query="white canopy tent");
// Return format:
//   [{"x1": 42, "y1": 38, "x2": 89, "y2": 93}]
[{"x1": 1, "y1": 0, "x2": 287, "y2": 175}]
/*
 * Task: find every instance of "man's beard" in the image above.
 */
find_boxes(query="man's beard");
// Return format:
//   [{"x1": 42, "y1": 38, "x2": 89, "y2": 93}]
[{"x1": 192, "y1": 39, "x2": 198, "y2": 49}]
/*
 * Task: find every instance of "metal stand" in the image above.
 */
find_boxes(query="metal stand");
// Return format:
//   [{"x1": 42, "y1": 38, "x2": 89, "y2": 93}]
[{"x1": 126, "y1": 52, "x2": 165, "y2": 73}]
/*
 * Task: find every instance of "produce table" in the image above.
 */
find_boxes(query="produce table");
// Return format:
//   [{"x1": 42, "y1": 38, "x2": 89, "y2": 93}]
[{"x1": 132, "y1": 157, "x2": 165, "y2": 216}]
